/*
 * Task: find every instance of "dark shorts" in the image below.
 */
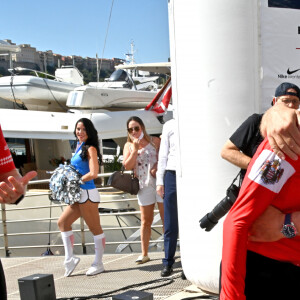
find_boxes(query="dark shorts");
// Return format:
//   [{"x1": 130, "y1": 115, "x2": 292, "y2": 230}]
[{"x1": 245, "y1": 251, "x2": 300, "y2": 299}]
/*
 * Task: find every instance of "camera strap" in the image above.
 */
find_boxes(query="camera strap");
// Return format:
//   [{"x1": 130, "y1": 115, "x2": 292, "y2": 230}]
[{"x1": 231, "y1": 170, "x2": 242, "y2": 189}]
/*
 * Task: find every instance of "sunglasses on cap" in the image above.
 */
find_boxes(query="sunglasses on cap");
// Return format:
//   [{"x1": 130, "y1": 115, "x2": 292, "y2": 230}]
[{"x1": 127, "y1": 126, "x2": 140, "y2": 133}]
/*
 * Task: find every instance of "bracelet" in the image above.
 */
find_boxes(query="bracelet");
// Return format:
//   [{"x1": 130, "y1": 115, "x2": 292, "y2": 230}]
[{"x1": 14, "y1": 194, "x2": 24, "y2": 205}]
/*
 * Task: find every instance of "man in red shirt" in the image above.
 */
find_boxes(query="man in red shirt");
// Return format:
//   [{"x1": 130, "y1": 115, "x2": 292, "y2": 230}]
[
  {"x1": 0, "y1": 125, "x2": 36, "y2": 299},
  {"x1": 221, "y1": 83, "x2": 300, "y2": 299}
]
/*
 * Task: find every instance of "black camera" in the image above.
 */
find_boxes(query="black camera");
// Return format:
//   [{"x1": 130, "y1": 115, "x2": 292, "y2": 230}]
[{"x1": 199, "y1": 183, "x2": 240, "y2": 232}]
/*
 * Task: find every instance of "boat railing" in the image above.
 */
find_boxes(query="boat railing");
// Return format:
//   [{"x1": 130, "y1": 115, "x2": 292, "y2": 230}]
[
  {"x1": 0, "y1": 172, "x2": 164, "y2": 257},
  {"x1": 8, "y1": 67, "x2": 59, "y2": 80}
]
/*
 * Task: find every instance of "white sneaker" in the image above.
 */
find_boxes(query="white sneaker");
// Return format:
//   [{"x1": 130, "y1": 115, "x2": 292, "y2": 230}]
[
  {"x1": 135, "y1": 255, "x2": 150, "y2": 264},
  {"x1": 64, "y1": 256, "x2": 80, "y2": 277},
  {"x1": 86, "y1": 262, "x2": 105, "y2": 276}
]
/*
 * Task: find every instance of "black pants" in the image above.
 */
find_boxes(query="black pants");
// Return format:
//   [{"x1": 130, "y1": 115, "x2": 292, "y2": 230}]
[
  {"x1": 0, "y1": 260, "x2": 7, "y2": 300},
  {"x1": 220, "y1": 251, "x2": 300, "y2": 299},
  {"x1": 245, "y1": 251, "x2": 300, "y2": 300}
]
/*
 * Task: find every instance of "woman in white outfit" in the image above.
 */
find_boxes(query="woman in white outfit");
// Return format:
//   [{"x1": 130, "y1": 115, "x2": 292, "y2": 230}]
[
  {"x1": 57, "y1": 118, "x2": 105, "y2": 277},
  {"x1": 123, "y1": 116, "x2": 164, "y2": 264}
]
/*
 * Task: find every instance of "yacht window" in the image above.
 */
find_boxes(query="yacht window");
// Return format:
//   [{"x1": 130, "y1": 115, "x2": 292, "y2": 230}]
[{"x1": 108, "y1": 69, "x2": 129, "y2": 82}]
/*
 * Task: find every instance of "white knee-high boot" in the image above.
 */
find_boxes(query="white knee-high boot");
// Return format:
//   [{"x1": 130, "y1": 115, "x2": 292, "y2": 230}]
[
  {"x1": 61, "y1": 231, "x2": 80, "y2": 277},
  {"x1": 93, "y1": 233, "x2": 105, "y2": 265},
  {"x1": 61, "y1": 231, "x2": 74, "y2": 263},
  {"x1": 86, "y1": 233, "x2": 105, "y2": 276}
]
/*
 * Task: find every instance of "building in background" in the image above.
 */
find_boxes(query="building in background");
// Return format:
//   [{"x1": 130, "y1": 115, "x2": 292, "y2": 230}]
[{"x1": 0, "y1": 39, "x2": 121, "y2": 75}]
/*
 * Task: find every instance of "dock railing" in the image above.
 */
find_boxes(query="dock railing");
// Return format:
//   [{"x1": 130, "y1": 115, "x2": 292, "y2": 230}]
[{"x1": 0, "y1": 172, "x2": 165, "y2": 257}]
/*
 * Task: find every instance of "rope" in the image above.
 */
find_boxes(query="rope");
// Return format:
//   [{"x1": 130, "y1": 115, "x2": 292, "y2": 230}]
[
  {"x1": 9, "y1": 74, "x2": 27, "y2": 110},
  {"x1": 42, "y1": 78, "x2": 68, "y2": 111}
]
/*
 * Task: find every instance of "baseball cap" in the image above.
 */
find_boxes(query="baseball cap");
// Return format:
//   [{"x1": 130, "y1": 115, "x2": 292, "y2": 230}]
[{"x1": 272, "y1": 82, "x2": 300, "y2": 105}]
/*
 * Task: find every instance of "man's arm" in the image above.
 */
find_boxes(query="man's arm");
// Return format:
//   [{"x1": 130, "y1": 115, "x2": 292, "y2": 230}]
[
  {"x1": 249, "y1": 206, "x2": 300, "y2": 242},
  {"x1": 260, "y1": 102, "x2": 300, "y2": 160},
  {"x1": 220, "y1": 140, "x2": 251, "y2": 169},
  {"x1": 156, "y1": 121, "x2": 171, "y2": 198}
]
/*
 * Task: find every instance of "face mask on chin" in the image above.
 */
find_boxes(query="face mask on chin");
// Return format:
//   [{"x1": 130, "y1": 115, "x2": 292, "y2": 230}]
[{"x1": 138, "y1": 131, "x2": 144, "y2": 140}]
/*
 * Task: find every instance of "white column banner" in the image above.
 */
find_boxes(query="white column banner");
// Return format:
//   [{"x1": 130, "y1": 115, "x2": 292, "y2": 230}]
[{"x1": 261, "y1": 0, "x2": 300, "y2": 112}]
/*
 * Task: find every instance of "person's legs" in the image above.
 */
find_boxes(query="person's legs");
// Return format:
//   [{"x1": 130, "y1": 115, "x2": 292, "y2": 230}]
[
  {"x1": 162, "y1": 171, "x2": 178, "y2": 268},
  {"x1": 140, "y1": 204, "x2": 155, "y2": 257},
  {"x1": 57, "y1": 204, "x2": 81, "y2": 276},
  {"x1": 0, "y1": 260, "x2": 7, "y2": 300},
  {"x1": 58, "y1": 204, "x2": 81, "y2": 258},
  {"x1": 157, "y1": 202, "x2": 164, "y2": 229},
  {"x1": 136, "y1": 186, "x2": 157, "y2": 263},
  {"x1": 79, "y1": 197, "x2": 103, "y2": 236},
  {"x1": 92, "y1": 233, "x2": 105, "y2": 265},
  {"x1": 78, "y1": 194, "x2": 105, "y2": 275}
]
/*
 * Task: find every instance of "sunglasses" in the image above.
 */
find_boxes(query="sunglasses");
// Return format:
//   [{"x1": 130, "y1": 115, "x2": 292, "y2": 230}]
[{"x1": 127, "y1": 126, "x2": 140, "y2": 133}]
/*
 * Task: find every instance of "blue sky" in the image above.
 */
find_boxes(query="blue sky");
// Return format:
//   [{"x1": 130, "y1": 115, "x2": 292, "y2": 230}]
[{"x1": 1, "y1": 0, "x2": 170, "y2": 63}]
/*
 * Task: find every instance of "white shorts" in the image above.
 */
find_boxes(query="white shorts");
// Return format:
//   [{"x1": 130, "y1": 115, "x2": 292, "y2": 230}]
[
  {"x1": 137, "y1": 185, "x2": 163, "y2": 206},
  {"x1": 78, "y1": 188, "x2": 100, "y2": 204}
]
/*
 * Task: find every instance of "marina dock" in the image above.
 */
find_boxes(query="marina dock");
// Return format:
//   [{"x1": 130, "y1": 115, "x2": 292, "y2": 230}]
[{"x1": 2, "y1": 251, "x2": 213, "y2": 300}]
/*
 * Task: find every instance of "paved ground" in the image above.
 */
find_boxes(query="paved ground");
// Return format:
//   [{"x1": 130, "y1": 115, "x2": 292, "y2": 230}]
[{"x1": 2, "y1": 251, "x2": 215, "y2": 300}]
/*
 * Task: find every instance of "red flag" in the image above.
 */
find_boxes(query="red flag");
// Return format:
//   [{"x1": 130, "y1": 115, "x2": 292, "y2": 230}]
[{"x1": 145, "y1": 77, "x2": 172, "y2": 115}]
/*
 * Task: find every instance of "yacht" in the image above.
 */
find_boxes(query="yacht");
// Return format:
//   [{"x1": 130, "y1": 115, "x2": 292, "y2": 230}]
[
  {"x1": 0, "y1": 62, "x2": 169, "y2": 111},
  {"x1": 0, "y1": 66, "x2": 84, "y2": 111},
  {"x1": 66, "y1": 63, "x2": 170, "y2": 110}
]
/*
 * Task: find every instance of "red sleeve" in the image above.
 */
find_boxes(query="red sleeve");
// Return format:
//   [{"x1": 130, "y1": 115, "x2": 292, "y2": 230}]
[
  {"x1": 220, "y1": 139, "x2": 296, "y2": 300},
  {"x1": 0, "y1": 125, "x2": 15, "y2": 173}
]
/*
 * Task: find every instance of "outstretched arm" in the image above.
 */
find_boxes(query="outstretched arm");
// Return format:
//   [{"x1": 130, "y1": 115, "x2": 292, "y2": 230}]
[
  {"x1": 0, "y1": 170, "x2": 37, "y2": 204},
  {"x1": 260, "y1": 103, "x2": 300, "y2": 160}
]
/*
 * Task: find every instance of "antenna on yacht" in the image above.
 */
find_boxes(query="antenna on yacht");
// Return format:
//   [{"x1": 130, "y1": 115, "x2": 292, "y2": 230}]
[
  {"x1": 125, "y1": 41, "x2": 136, "y2": 77},
  {"x1": 125, "y1": 41, "x2": 136, "y2": 65}
]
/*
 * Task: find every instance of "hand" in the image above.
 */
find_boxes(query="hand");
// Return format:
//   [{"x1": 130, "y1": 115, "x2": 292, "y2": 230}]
[
  {"x1": 261, "y1": 103, "x2": 300, "y2": 160},
  {"x1": 249, "y1": 206, "x2": 285, "y2": 242},
  {"x1": 132, "y1": 138, "x2": 140, "y2": 152},
  {"x1": 0, "y1": 171, "x2": 37, "y2": 204},
  {"x1": 156, "y1": 185, "x2": 164, "y2": 198},
  {"x1": 150, "y1": 163, "x2": 157, "y2": 178}
]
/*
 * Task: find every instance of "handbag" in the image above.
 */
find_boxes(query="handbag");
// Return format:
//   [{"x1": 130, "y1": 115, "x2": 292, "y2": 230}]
[
  {"x1": 48, "y1": 163, "x2": 83, "y2": 205},
  {"x1": 107, "y1": 166, "x2": 140, "y2": 195}
]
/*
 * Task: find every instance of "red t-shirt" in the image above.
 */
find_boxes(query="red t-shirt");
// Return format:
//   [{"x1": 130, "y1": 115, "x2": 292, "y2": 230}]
[
  {"x1": 221, "y1": 138, "x2": 300, "y2": 300},
  {"x1": 0, "y1": 125, "x2": 15, "y2": 173}
]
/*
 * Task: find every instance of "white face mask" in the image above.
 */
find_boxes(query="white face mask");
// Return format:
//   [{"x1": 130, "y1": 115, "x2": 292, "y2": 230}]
[{"x1": 138, "y1": 131, "x2": 144, "y2": 140}]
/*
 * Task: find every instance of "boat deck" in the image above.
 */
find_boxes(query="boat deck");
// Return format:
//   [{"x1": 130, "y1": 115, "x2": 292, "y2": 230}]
[{"x1": 2, "y1": 251, "x2": 213, "y2": 300}]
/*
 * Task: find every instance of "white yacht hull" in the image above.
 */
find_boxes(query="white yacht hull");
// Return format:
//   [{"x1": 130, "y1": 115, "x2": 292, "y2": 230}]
[
  {"x1": 0, "y1": 75, "x2": 81, "y2": 109},
  {"x1": 0, "y1": 108, "x2": 172, "y2": 140},
  {"x1": 67, "y1": 85, "x2": 157, "y2": 109}
]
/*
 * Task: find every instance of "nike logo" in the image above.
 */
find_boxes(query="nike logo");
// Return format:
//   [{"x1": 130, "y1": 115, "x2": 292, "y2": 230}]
[{"x1": 287, "y1": 68, "x2": 300, "y2": 75}]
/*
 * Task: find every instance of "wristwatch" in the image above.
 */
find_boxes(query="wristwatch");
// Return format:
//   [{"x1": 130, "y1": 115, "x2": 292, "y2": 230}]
[{"x1": 281, "y1": 213, "x2": 298, "y2": 239}]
